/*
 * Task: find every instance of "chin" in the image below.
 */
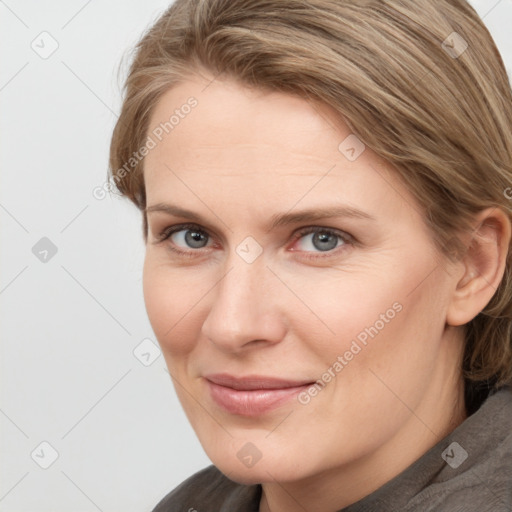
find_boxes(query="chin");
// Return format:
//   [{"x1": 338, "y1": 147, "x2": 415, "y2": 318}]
[{"x1": 208, "y1": 447, "x2": 317, "y2": 485}]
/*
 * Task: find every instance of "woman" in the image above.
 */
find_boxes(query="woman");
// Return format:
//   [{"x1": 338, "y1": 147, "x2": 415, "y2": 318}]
[{"x1": 109, "y1": 0, "x2": 512, "y2": 510}]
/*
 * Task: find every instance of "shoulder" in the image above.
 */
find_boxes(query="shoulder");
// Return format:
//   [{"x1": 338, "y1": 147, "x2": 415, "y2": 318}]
[
  {"x1": 405, "y1": 387, "x2": 512, "y2": 512},
  {"x1": 151, "y1": 465, "x2": 261, "y2": 512}
]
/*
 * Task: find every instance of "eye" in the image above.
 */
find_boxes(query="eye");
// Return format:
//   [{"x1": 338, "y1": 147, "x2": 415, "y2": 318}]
[
  {"x1": 291, "y1": 226, "x2": 351, "y2": 254},
  {"x1": 173, "y1": 228, "x2": 209, "y2": 249},
  {"x1": 154, "y1": 223, "x2": 353, "y2": 259},
  {"x1": 156, "y1": 223, "x2": 212, "y2": 254}
]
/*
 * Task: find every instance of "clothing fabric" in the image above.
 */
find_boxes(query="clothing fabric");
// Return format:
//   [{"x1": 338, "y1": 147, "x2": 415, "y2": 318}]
[{"x1": 152, "y1": 386, "x2": 512, "y2": 512}]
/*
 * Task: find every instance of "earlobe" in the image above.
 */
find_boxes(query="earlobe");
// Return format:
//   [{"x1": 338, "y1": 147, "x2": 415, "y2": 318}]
[{"x1": 446, "y1": 207, "x2": 511, "y2": 327}]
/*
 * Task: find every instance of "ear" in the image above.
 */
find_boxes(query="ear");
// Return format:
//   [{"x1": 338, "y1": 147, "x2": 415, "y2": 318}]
[{"x1": 446, "y1": 207, "x2": 511, "y2": 327}]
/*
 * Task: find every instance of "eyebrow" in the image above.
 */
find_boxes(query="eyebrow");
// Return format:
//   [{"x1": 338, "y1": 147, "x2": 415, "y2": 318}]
[{"x1": 145, "y1": 203, "x2": 376, "y2": 231}]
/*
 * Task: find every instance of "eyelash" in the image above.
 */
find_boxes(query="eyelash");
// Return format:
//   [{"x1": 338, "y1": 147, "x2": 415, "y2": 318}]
[{"x1": 154, "y1": 222, "x2": 354, "y2": 260}]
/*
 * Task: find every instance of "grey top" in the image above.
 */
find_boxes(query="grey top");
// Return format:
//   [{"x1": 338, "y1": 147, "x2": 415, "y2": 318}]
[{"x1": 152, "y1": 386, "x2": 512, "y2": 512}]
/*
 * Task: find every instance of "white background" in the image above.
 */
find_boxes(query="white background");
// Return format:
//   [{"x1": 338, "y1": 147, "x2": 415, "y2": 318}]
[{"x1": 1, "y1": 1, "x2": 511, "y2": 511}]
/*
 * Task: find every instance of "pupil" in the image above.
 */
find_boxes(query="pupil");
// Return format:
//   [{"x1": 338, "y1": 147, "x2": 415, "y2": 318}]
[
  {"x1": 185, "y1": 230, "x2": 207, "y2": 248},
  {"x1": 313, "y1": 232, "x2": 337, "y2": 251}
]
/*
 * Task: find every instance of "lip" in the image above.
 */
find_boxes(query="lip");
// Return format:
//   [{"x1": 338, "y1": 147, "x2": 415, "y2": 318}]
[{"x1": 204, "y1": 374, "x2": 314, "y2": 416}]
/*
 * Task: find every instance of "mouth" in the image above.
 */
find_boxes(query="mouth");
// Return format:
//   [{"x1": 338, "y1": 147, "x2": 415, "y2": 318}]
[{"x1": 204, "y1": 374, "x2": 314, "y2": 417}]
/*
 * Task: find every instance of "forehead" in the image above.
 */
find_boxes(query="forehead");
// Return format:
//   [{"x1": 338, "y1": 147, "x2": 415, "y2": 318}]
[
  {"x1": 143, "y1": 74, "x2": 421, "y2": 225},
  {"x1": 147, "y1": 75, "x2": 345, "y2": 164}
]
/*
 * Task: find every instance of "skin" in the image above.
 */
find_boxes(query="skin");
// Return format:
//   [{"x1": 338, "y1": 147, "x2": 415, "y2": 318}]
[{"x1": 141, "y1": 70, "x2": 511, "y2": 512}]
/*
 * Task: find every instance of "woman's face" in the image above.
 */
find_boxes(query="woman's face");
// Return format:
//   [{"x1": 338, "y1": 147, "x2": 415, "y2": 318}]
[{"x1": 142, "y1": 72, "x2": 465, "y2": 485}]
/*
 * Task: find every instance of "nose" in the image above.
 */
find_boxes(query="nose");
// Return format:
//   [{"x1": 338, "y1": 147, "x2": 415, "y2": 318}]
[{"x1": 200, "y1": 252, "x2": 286, "y2": 354}]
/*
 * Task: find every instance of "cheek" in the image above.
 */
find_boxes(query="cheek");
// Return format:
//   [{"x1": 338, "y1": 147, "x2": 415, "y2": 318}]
[
  {"x1": 289, "y1": 271, "x2": 403, "y2": 359},
  {"x1": 299, "y1": 261, "x2": 444, "y2": 376},
  {"x1": 142, "y1": 258, "x2": 207, "y2": 355}
]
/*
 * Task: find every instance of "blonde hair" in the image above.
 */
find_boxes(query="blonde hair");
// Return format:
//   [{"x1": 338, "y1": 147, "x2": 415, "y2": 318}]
[{"x1": 109, "y1": 0, "x2": 512, "y2": 414}]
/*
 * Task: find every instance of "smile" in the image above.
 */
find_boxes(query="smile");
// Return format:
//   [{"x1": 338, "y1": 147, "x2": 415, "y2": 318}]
[{"x1": 204, "y1": 374, "x2": 314, "y2": 417}]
